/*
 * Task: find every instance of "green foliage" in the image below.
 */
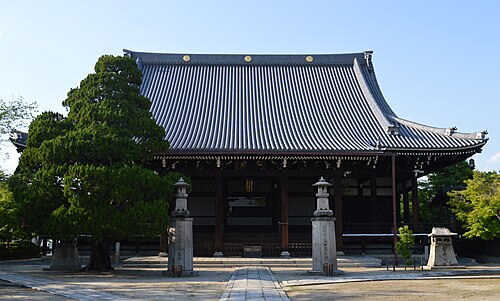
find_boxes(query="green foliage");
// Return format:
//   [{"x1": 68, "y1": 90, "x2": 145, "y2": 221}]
[
  {"x1": 448, "y1": 171, "x2": 500, "y2": 240},
  {"x1": 0, "y1": 179, "x2": 18, "y2": 242},
  {"x1": 44, "y1": 164, "x2": 177, "y2": 240},
  {"x1": 0, "y1": 173, "x2": 28, "y2": 242},
  {"x1": 9, "y1": 163, "x2": 68, "y2": 238},
  {"x1": 60, "y1": 55, "x2": 168, "y2": 165},
  {"x1": 10, "y1": 55, "x2": 176, "y2": 269},
  {"x1": 0, "y1": 170, "x2": 7, "y2": 182},
  {"x1": 427, "y1": 161, "x2": 473, "y2": 191},
  {"x1": 396, "y1": 225, "x2": 415, "y2": 265},
  {"x1": 418, "y1": 161, "x2": 474, "y2": 225},
  {"x1": 0, "y1": 240, "x2": 40, "y2": 260}
]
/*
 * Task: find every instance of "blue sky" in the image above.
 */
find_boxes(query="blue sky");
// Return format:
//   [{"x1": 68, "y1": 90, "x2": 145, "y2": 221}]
[{"x1": 1, "y1": 0, "x2": 499, "y2": 173}]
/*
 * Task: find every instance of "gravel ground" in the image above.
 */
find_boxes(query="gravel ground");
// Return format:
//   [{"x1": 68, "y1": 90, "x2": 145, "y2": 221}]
[
  {"x1": 284, "y1": 278, "x2": 500, "y2": 301},
  {"x1": 1, "y1": 258, "x2": 500, "y2": 300}
]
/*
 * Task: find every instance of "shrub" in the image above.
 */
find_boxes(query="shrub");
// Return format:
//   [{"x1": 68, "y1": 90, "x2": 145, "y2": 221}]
[
  {"x1": 0, "y1": 240, "x2": 40, "y2": 260},
  {"x1": 396, "y1": 225, "x2": 415, "y2": 265}
]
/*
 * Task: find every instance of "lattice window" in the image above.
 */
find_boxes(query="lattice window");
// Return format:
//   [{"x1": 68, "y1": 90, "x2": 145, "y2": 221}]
[
  {"x1": 188, "y1": 197, "x2": 215, "y2": 216},
  {"x1": 288, "y1": 197, "x2": 315, "y2": 216},
  {"x1": 226, "y1": 178, "x2": 273, "y2": 193},
  {"x1": 227, "y1": 179, "x2": 246, "y2": 193},
  {"x1": 227, "y1": 216, "x2": 272, "y2": 225},
  {"x1": 289, "y1": 178, "x2": 315, "y2": 193},
  {"x1": 193, "y1": 217, "x2": 215, "y2": 226},
  {"x1": 191, "y1": 178, "x2": 216, "y2": 193},
  {"x1": 289, "y1": 216, "x2": 311, "y2": 225},
  {"x1": 253, "y1": 179, "x2": 273, "y2": 192}
]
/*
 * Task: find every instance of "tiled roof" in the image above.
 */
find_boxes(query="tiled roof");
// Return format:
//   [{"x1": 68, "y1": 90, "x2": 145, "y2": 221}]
[
  {"x1": 9, "y1": 131, "x2": 28, "y2": 153},
  {"x1": 125, "y1": 50, "x2": 487, "y2": 155}
]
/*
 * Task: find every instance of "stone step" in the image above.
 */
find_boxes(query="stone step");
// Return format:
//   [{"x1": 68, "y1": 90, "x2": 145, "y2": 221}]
[{"x1": 120, "y1": 256, "x2": 381, "y2": 268}]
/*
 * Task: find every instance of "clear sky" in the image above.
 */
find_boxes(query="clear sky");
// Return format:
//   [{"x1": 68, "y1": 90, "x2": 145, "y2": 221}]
[{"x1": 1, "y1": 0, "x2": 499, "y2": 174}]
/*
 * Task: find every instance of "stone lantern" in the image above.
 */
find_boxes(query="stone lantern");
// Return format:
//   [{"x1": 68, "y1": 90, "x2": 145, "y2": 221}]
[
  {"x1": 166, "y1": 178, "x2": 198, "y2": 276},
  {"x1": 313, "y1": 177, "x2": 333, "y2": 217},
  {"x1": 424, "y1": 227, "x2": 464, "y2": 269},
  {"x1": 172, "y1": 178, "x2": 190, "y2": 217},
  {"x1": 310, "y1": 177, "x2": 339, "y2": 275}
]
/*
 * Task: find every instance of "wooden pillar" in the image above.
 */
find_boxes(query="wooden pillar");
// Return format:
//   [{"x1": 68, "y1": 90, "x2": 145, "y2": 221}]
[
  {"x1": 370, "y1": 177, "x2": 377, "y2": 225},
  {"x1": 42, "y1": 237, "x2": 48, "y2": 256},
  {"x1": 334, "y1": 170, "x2": 343, "y2": 252},
  {"x1": 214, "y1": 168, "x2": 223, "y2": 256},
  {"x1": 396, "y1": 189, "x2": 401, "y2": 225},
  {"x1": 159, "y1": 232, "x2": 167, "y2": 256},
  {"x1": 391, "y1": 154, "x2": 398, "y2": 268},
  {"x1": 402, "y1": 182, "x2": 410, "y2": 225},
  {"x1": 280, "y1": 172, "x2": 290, "y2": 256},
  {"x1": 357, "y1": 178, "x2": 364, "y2": 196},
  {"x1": 411, "y1": 176, "x2": 420, "y2": 231}
]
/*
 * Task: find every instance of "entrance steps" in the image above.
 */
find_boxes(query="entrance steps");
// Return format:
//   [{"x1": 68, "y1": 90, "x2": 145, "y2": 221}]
[{"x1": 121, "y1": 255, "x2": 381, "y2": 268}]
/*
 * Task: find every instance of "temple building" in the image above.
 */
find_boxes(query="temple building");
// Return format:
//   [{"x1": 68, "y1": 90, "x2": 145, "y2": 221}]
[{"x1": 123, "y1": 50, "x2": 487, "y2": 256}]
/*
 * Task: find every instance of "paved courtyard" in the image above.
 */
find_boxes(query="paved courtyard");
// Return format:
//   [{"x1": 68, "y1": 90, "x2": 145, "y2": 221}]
[{"x1": 0, "y1": 257, "x2": 499, "y2": 300}]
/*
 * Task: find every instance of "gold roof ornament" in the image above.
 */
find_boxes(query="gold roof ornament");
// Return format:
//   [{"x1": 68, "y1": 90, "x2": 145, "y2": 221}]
[
  {"x1": 183, "y1": 55, "x2": 191, "y2": 62},
  {"x1": 244, "y1": 55, "x2": 252, "y2": 63},
  {"x1": 306, "y1": 55, "x2": 314, "y2": 63}
]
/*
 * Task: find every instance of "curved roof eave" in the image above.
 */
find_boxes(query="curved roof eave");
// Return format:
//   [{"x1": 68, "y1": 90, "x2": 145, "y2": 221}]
[
  {"x1": 384, "y1": 140, "x2": 487, "y2": 154},
  {"x1": 392, "y1": 116, "x2": 488, "y2": 141},
  {"x1": 352, "y1": 57, "x2": 396, "y2": 133}
]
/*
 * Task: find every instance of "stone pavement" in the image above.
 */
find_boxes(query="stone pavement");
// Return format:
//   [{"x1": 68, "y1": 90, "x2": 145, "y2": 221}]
[
  {"x1": 0, "y1": 270, "x2": 131, "y2": 300},
  {"x1": 0, "y1": 257, "x2": 499, "y2": 300},
  {"x1": 220, "y1": 267, "x2": 289, "y2": 301}
]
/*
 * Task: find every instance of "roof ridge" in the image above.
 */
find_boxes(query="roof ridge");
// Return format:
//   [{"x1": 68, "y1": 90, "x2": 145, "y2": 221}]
[
  {"x1": 392, "y1": 116, "x2": 488, "y2": 140},
  {"x1": 124, "y1": 49, "x2": 367, "y2": 66}
]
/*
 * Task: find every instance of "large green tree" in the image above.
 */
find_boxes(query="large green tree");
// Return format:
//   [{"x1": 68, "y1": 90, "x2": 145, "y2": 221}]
[
  {"x1": 448, "y1": 171, "x2": 500, "y2": 240},
  {"x1": 11, "y1": 55, "x2": 176, "y2": 271}
]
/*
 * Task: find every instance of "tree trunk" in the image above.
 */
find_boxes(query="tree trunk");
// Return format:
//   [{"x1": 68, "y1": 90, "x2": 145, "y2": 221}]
[{"x1": 84, "y1": 238, "x2": 113, "y2": 271}]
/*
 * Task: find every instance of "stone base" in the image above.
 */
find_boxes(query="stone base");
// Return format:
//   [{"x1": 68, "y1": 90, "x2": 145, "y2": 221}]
[
  {"x1": 162, "y1": 270, "x2": 199, "y2": 277},
  {"x1": 307, "y1": 269, "x2": 344, "y2": 276},
  {"x1": 213, "y1": 251, "x2": 224, "y2": 257},
  {"x1": 168, "y1": 218, "x2": 194, "y2": 272},
  {"x1": 48, "y1": 241, "x2": 81, "y2": 271},
  {"x1": 311, "y1": 217, "x2": 338, "y2": 272},
  {"x1": 423, "y1": 265, "x2": 466, "y2": 270},
  {"x1": 280, "y1": 251, "x2": 291, "y2": 258},
  {"x1": 43, "y1": 267, "x2": 81, "y2": 271}
]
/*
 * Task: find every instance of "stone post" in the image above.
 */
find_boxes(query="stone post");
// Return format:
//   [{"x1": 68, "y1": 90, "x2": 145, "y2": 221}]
[
  {"x1": 424, "y1": 227, "x2": 465, "y2": 269},
  {"x1": 114, "y1": 241, "x2": 120, "y2": 265},
  {"x1": 309, "y1": 177, "x2": 340, "y2": 276},
  {"x1": 165, "y1": 178, "x2": 198, "y2": 276}
]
